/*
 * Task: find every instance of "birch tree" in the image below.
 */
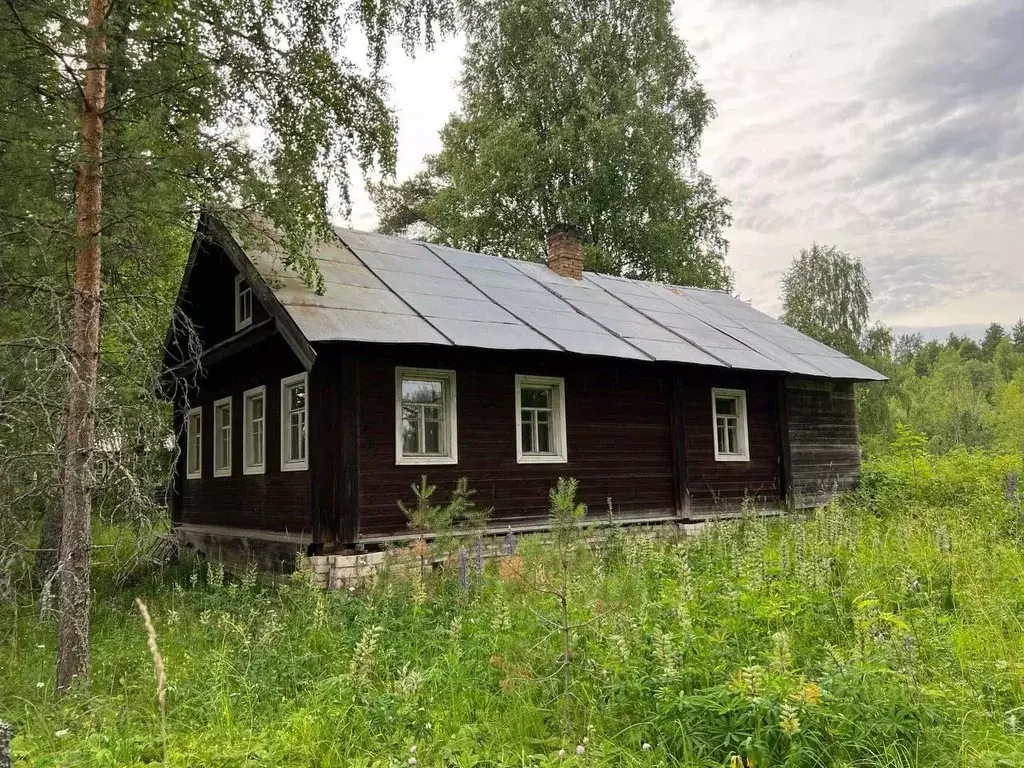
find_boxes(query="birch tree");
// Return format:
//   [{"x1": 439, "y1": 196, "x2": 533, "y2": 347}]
[{"x1": 1, "y1": 0, "x2": 454, "y2": 690}]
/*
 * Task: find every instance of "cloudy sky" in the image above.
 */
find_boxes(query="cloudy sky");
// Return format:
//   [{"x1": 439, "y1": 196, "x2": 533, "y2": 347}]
[{"x1": 345, "y1": 0, "x2": 1024, "y2": 338}]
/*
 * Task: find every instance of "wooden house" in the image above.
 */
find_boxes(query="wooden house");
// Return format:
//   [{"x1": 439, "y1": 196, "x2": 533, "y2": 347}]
[{"x1": 161, "y1": 214, "x2": 884, "y2": 568}]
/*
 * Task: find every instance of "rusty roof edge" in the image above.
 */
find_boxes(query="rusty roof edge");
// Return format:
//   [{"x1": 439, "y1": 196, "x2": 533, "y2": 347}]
[
  {"x1": 506, "y1": 261, "x2": 659, "y2": 362},
  {"x1": 421, "y1": 243, "x2": 569, "y2": 353},
  {"x1": 329, "y1": 228, "x2": 457, "y2": 347}
]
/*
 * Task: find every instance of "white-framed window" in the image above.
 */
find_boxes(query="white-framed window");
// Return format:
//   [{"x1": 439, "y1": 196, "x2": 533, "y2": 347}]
[
  {"x1": 213, "y1": 397, "x2": 233, "y2": 477},
  {"x1": 243, "y1": 385, "x2": 266, "y2": 475},
  {"x1": 186, "y1": 406, "x2": 202, "y2": 479},
  {"x1": 395, "y1": 367, "x2": 457, "y2": 465},
  {"x1": 280, "y1": 373, "x2": 308, "y2": 471},
  {"x1": 235, "y1": 274, "x2": 253, "y2": 331},
  {"x1": 515, "y1": 375, "x2": 568, "y2": 464},
  {"x1": 712, "y1": 388, "x2": 750, "y2": 462}
]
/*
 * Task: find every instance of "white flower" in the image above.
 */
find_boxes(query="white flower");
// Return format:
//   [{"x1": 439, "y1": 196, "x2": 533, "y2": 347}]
[
  {"x1": 425, "y1": 722, "x2": 432, "y2": 731},
  {"x1": 55, "y1": 729, "x2": 69, "y2": 738},
  {"x1": 642, "y1": 742, "x2": 652, "y2": 751},
  {"x1": 558, "y1": 749, "x2": 566, "y2": 758},
  {"x1": 348, "y1": 586, "x2": 355, "y2": 592},
  {"x1": 36, "y1": 682, "x2": 44, "y2": 688},
  {"x1": 576, "y1": 745, "x2": 585, "y2": 755},
  {"x1": 410, "y1": 745, "x2": 417, "y2": 753},
  {"x1": 408, "y1": 759, "x2": 417, "y2": 766},
  {"x1": 36, "y1": 644, "x2": 45, "y2": 649},
  {"x1": 583, "y1": 737, "x2": 589, "y2": 745}
]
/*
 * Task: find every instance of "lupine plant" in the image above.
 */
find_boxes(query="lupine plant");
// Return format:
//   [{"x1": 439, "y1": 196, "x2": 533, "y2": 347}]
[{"x1": 3, "y1": 450, "x2": 1024, "y2": 766}]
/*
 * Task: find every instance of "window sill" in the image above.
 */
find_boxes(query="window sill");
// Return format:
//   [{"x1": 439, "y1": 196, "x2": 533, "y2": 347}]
[
  {"x1": 281, "y1": 461, "x2": 308, "y2": 472},
  {"x1": 714, "y1": 453, "x2": 750, "y2": 463},
  {"x1": 396, "y1": 455, "x2": 458, "y2": 467},
  {"x1": 213, "y1": 468, "x2": 232, "y2": 478},
  {"x1": 516, "y1": 453, "x2": 568, "y2": 465},
  {"x1": 243, "y1": 465, "x2": 265, "y2": 476},
  {"x1": 186, "y1": 472, "x2": 201, "y2": 480}
]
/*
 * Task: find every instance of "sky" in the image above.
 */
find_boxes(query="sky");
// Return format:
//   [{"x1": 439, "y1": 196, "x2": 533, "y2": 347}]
[{"x1": 344, "y1": 0, "x2": 1024, "y2": 339}]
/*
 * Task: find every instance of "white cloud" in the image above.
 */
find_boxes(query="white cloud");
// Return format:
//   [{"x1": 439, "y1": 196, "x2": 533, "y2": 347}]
[{"x1": 344, "y1": 0, "x2": 1024, "y2": 336}]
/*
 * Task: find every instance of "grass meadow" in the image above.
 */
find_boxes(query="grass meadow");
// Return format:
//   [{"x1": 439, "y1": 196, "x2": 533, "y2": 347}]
[{"x1": 3, "y1": 449, "x2": 1024, "y2": 767}]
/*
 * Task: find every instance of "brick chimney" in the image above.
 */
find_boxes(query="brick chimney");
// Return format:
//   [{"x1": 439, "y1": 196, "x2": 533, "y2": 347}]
[{"x1": 546, "y1": 224, "x2": 583, "y2": 280}]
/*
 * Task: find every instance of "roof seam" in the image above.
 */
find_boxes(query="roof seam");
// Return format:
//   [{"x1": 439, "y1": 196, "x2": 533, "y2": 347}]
[
  {"x1": 583, "y1": 274, "x2": 737, "y2": 369},
  {"x1": 422, "y1": 244, "x2": 570, "y2": 353},
  {"x1": 506, "y1": 263, "x2": 657, "y2": 362},
  {"x1": 329, "y1": 230, "x2": 457, "y2": 347}
]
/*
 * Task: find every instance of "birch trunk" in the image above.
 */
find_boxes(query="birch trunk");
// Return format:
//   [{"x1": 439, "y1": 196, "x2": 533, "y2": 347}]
[{"x1": 57, "y1": 0, "x2": 108, "y2": 691}]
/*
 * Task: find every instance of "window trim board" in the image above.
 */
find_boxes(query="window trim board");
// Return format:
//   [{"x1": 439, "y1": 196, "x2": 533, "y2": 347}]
[
  {"x1": 280, "y1": 372, "x2": 309, "y2": 472},
  {"x1": 234, "y1": 274, "x2": 253, "y2": 332},
  {"x1": 711, "y1": 387, "x2": 750, "y2": 462},
  {"x1": 514, "y1": 374, "x2": 568, "y2": 465},
  {"x1": 242, "y1": 385, "x2": 267, "y2": 476},
  {"x1": 394, "y1": 367, "x2": 458, "y2": 466},
  {"x1": 212, "y1": 396, "x2": 233, "y2": 477},
  {"x1": 185, "y1": 405, "x2": 203, "y2": 480}
]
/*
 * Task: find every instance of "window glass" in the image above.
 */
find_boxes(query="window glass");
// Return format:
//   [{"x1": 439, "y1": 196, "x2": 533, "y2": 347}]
[
  {"x1": 214, "y1": 401, "x2": 231, "y2": 474},
  {"x1": 244, "y1": 389, "x2": 265, "y2": 471},
  {"x1": 713, "y1": 390, "x2": 748, "y2": 460},
  {"x1": 236, "y1": 276, "x2": 253, "y2": 330},
  {"x1": 186, "y1": 409, "x2": 202, "y2": 478},
  {"x1": 396, "y1": 369, "x2": 457, "y2": 464},
  {"x1": 515, "y1": 377, "x2": 566, "y2": 463}
]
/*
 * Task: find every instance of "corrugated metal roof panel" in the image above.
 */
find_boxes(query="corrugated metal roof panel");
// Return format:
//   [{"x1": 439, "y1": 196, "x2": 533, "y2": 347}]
[{"x1": 240, "y1": 226, "x2": 885, "y2": 381}]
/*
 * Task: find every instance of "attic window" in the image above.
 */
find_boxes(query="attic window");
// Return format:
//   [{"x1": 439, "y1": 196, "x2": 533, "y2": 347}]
[
  {"x1": 395, "y1": 367, "x2": 457, "y2": 465},
  {"x1": 712, "y1": 388, "x2": 749, "y2": 462},
  {"x1": 235, "y1": 274, "x2": 253, "y2": 331}
]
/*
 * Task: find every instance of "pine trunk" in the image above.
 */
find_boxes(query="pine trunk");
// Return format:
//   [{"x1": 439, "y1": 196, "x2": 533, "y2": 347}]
[{"x1": 57, "y1": 0, "x2": 108, "y2": 692}]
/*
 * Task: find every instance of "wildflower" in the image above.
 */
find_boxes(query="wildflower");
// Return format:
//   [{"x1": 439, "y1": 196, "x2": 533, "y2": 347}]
[
  {"x1": 36, "y1": 644, "x2": 45, "y2": 649},
  {"x1": 642, "y1": 742, "x2": 652, "y2": 751},
  {"x1": 408, "y1": 758, "x2": 417, "y2": 766},
  {"x1": 425, "y1": 722, "x2": 433, "y2": 731},
  {"x1": 410, "y1": 745, "x2": 417, "y2": 753},
  {"x1": 729, "y1": 756, "x2": 744, "y2": 768},
  {"x1": 36, "y1": 682, "x2": 44, "y2": 688},
  {"x1": 558, "y1": 749, "x2": 566, "y2": 758},
  {"x1": 779, "y1": 704, "x2": 800, "y2": 736},
  {"x1": 583, "y1": 736, "x2": 589, "y2": 745},
  {"x1": 348, "y1": 586, "x2": 355, "y2": 592},
  {"x1": 458, "y1": 548, "x2": 469, "y2": 589},
  {"x1": 789, "y1": 681, "x2": 822, "y2": 706},
  {"x1": 55, "y1": 729, "x2": 69, "y2": 738},
  {"x1": 576, "y1": 745, "x2": 585, "y2": 755}
]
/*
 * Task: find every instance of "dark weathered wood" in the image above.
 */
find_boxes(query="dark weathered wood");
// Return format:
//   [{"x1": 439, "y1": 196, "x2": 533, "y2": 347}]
[
  {"x1": 680, "y1": 369, "x2": 782, "y2": 513},
  {"x1": 668, "y1": 370, "x2": 689, "y2": 516},
  {"x1": 338, "y1": 348, "x2": 361, "y2": 544},
  {"x1": 204, "y1": 215, "x2": 316, "y2": 371},
  {"x1": 179, "y1": 334, "x2": 311, "y2": 534},
  {"x1": 163, "y1": 318, "x2": 276, "y2": 382},
  {"x1": 355, "y1": 345, "x2": 678, "y2": 538},
  {"x1": 776, "y1": 377, "x2": 794, "y2": 509},
  {"x1": 785, "y1": 378, "x2": 861, "y2": 508},
  {"x1": 169, "y1": 394, "x2": 185, "y2": 523},
  {"x1": 309, "y1": 346, "x2": 343, "y2": 549}
]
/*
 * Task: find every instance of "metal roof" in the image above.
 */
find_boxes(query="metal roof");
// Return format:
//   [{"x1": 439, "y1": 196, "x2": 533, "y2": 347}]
[{"x1": 241, "y1": 227, "x2": 885, "y2": 382}]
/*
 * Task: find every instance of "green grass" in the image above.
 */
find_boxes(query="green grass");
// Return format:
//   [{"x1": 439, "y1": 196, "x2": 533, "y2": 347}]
[{"x1": 3, "y1": 450, "x2": 1024, "y2": 766}]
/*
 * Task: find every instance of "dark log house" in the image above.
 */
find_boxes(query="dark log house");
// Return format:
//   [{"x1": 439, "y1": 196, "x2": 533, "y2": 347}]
[{"x1": 161, "y1": 214, "x2": 884, "y2": 567}]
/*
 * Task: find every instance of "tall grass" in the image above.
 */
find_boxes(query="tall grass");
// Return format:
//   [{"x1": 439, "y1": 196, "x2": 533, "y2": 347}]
[{"x1": 2, "y1": 450, "x2": 1024, "y2": 766}]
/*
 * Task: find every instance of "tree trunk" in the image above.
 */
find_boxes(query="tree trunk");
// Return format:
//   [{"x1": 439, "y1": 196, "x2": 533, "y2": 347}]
[{"x1": 57, "y1": 0, "x2": 108, "y2": 692}]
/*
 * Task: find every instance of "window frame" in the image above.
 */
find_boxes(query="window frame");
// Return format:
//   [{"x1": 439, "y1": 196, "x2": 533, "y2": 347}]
[
  {"x1": 234, "y1": 274, "x2": 253, "y2": 332},
  {"x1": 280, "y1": 373, "x2": 309, "y2": 472},
  {"x1": 711, "y1": 387, "x2": 750, "y2": 462},
  {"x1": 514, "y1": 375, "x2": 568, "y2": 464},
  {"x1": 242, "y1": 385, "x2": 266, "y2": 476},
  {"x1": 185, "y1": 406, "x2": 203, "y2": 479},
  {"x1": 394, "y1": 367, "x2": 458, "y2": 466},
  {"x1": 212, "y1": 397, "x2": 233, "y2": 477}
]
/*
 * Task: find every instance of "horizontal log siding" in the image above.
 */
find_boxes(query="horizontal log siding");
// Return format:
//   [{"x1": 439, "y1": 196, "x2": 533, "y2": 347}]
[
  {"x1": 786, "y1": 378, "x2": 860, "y2": 508},
  {"x1": 355, "y1": 346, "x2": 677, "y2": 538},
  {"x1": 681, "y1": 370, "x2": 782, "y2": 511},
  {"x1": 180, "y1": 335, "x2": 311, "y2": 534}
]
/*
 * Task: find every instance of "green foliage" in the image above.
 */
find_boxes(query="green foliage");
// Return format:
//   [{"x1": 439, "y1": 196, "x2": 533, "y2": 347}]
[
  {"x1": 398, "y1": 476, "x2": 493, "y2": 557},
  {"x1": 780, "y1": 243, "x2": 871, "y2": 357},
  {"x1": 373, "y1": 0, "x2": 733, "y2": 289},
  {"x1": 5, "y1": 459, "x2": 1024, "y2": 766}
]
